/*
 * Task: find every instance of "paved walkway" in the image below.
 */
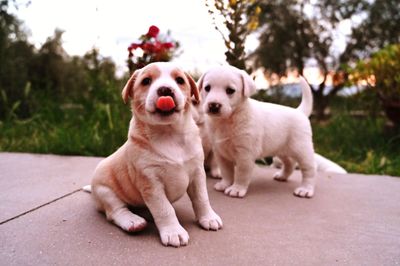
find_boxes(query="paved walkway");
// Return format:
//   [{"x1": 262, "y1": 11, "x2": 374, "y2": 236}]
[{"x1": 0, "y1": 152, "x2": 399, "y2": 265}]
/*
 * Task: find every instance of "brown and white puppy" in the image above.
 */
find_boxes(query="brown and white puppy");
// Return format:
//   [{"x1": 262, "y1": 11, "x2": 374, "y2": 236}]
[
  {"x1": 198, "y1": 65, "x2": 316, "y2": 199},
  {"x1": 91, "y1": 62, "x2": 222, "y2": 248}
]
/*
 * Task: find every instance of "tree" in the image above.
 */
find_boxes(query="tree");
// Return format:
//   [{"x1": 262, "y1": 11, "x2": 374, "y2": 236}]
[
  {"x1": 29, "y1": 30, "x2": 119, "y2": 102},
  {"x1": 31, "y1": 29, "x2": 70, "y2": 95},
  {"x1": 206, "y1": 0, "x2": 261, "y2": 72},
  {"x1": 0, "y1": 0, "x2": 124, "y2": 121},
  {"x1": 0, "y1": 0, "x2": 26, "y2": 56},
  {"x1": 0, "y1": 0, "x2": 34, "y2": 118},
  {"x1": 341, "y1": 0, "x2": 400, "y2": 63},
  {"x1": 252, "y1": 0, "x2": 400, "y2": 119}
]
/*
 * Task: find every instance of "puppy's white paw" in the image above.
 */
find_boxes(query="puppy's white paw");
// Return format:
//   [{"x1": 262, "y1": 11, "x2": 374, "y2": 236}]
[
  {"x1": 214, "y1": 180, "x2": 231, "y2": 191},
  {"x1": 210, "y1": 167, "x2": 222, "y2": 179},
  {"x1": 113, "y1": 211, "x2": 147, "y2": 233},
  {"x1": 273, "y1": 171, "x2": 289, "y2": 182},
  {"x1": 198, "y1": 211, "x2": 223, "y2": 231},
  {"x1": 224, "y1": 184, "x2": 248, "y2": 198},
  {"x1": 294, "y1": 185, "x2": 315, "y2": 198},
  {"x1": 159, "y1": 224, "x2": 189, "y2": 247}
]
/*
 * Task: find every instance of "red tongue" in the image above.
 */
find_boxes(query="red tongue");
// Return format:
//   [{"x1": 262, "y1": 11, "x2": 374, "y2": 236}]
[{"x1": 156, "y1": 96, "x2": 176, "y2": 111}]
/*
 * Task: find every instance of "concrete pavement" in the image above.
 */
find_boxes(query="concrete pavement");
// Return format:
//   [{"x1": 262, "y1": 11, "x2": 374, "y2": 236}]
[{"x1": 1, "y1": 152, "x2": 399, "y2": 265}]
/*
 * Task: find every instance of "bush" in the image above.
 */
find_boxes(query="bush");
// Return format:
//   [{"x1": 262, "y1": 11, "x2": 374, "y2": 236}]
[
  {"x1": 348, "y1": 44, "x2": 400, "y2": 125},
  {"x1": 0, "y1": 86, "x2": 131, "y2": 156}
]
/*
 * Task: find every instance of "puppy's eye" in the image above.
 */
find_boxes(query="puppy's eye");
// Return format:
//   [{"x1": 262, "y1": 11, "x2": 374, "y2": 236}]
[
  {"x1": 204, "y1": 85, "x2": 211, "y2": 92},
  {"x1": 141, "y1": 77, "x2": 151, "y2": 86},
  {"x1": 175, "y1": 77, "x2": 185, "y2": 85},
  {"x1": 226, "y1": 87, "x2": 235, "y2": 95}
]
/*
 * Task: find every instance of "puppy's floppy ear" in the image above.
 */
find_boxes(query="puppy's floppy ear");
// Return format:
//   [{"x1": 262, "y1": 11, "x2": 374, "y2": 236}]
[
  {"x1": 122, "y1": 70, "x2": 139, "y2": 104},
  {"x1": 196, "y1": 72, "x2": 206, "y2": 92},
  {"x1": 185, "y1": 72, "x2": 201, "y2": 104},
  {"x1": 240, "y1": 70, "x2": 257, "y2": 97}
]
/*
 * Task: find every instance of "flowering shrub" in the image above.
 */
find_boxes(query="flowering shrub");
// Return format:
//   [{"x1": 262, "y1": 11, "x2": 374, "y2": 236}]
[
  {"x1": 127, "y1": 25, "x2": 179, "y2": 73},
  {"x1": 349, "y1": 44, "x2": 400, "y2": 125},
  {"x1": 350, "y1": 44, "x2": 400, "y2": 101}
]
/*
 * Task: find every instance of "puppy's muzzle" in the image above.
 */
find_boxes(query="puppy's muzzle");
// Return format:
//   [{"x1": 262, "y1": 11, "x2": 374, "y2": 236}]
[
  {"x1": 208, "y1": 102, "x2": 222, "y2": 115},
  {"x1": 157, "y1": 86, "x2": 174, "y2": 97},
  {"x1": 156, "y1": 86, "x2": 178, "y2": 116}
]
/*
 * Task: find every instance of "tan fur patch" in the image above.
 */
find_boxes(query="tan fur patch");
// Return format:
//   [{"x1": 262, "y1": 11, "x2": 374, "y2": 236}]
[
  {"x1": 130, "y1": 120, "x2": 152, "y2": 151},
  {"x1": 132, "y1": 65, "x2": 162, "y2": 115}
]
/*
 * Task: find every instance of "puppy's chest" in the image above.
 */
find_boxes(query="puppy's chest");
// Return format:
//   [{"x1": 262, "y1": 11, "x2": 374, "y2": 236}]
[
  {"x1": 213, "y1": 128, "x2": 239, "y2": 159},
  {"x1": 215, "y1": 139, "x2": 238, "y2": 161},
  {"x1": 213, "y1": 123, "x2": 255, "y2": 160},
  {"x1": 153, "y1": 137, "x2": 199, "y2": 166},
  {"x1": 151, "y1": 137, "x2": 201, "y2": 202}
]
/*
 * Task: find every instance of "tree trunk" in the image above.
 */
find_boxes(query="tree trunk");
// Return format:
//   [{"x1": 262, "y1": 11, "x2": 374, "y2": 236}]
[
  {"x1": 313, "y1": 91, "x2": 329, "y2": 120},
  {"x1": 311, "y1": 81, "x2": 329, "y2": 120}
]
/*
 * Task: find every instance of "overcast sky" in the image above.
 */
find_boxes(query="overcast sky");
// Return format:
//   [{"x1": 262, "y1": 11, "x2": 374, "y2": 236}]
[{"x1": 10, "y1": 0, "x2": 260, "y2": 76}]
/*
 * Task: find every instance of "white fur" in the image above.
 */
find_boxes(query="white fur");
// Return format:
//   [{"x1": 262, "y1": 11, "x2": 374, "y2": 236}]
[
  {"x1": 191, "y1": 98, "x2": 221, "y2": 179},
  {"x1": 272, "y1": 153, "x2": 347, "y2": 174},
  {"x1": 91, "y1": 62, "x2": 222, "y2": 248},
  {"x1": 313, "y1": 154, "x2": 347, "y2": 174},
  {"x1": 82, "y1": 185, "x2": 92, "y2": 192},
  {"x1": 198, "y1": 65, "x2": 317, "y2": 198}
]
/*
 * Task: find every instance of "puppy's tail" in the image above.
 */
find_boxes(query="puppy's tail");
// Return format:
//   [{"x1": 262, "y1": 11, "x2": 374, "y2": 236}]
[
  {"x1": 82, "y1": 185, "x2": 92, "y2": 193},
  {"x1": 297, "y1": 76, "x2": 313, "y2": 117},
  {"x1": 314, "y1": 153, "x2": 348, "y2": 174}
]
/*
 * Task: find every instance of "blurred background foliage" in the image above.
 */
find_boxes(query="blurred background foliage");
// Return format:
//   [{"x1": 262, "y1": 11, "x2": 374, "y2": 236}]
[
  {"x1": 210, "y1": 0, "x2": 400, "y2": 120},
  {"x1": 0, "y1": 0, "x2": 399, "y2": 176},
  {"x1": 0, "y1": 0, "x2": 128, "y2": 155}
]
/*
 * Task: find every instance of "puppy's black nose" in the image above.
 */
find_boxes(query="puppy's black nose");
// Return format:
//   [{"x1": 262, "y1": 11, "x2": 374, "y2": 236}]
[
  {"x1": 157, "y1": 86, "x2": 174, "y2": 97},
  {"x1": 208, "y1": 102, "x2": 221, "y2": 114}
]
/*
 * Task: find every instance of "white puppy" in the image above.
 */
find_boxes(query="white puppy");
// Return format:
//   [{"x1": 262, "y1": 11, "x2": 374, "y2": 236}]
[
  {"x1": 191, "y1": 98, "x2": 221, "y2": 179},
  {"x1": 91, "y1": 62, "x2": 222, "y2": 248},
  {"x1": 198, "y1": 65, "x2": 316, "y2": 198}
]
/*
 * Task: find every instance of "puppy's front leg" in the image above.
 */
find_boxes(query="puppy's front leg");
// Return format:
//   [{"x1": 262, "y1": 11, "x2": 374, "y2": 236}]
[
  {"x1": 225, "y1": 158, "x2": 254, "y2": 198},
  {"x1": 140, "y1": 180, "x2": 189, "y2": 247},
  {"x1": 214, "y1": 154, "x2": 234, "y2": 192},
  {"x1": 206, "y1": 151, "x2": 221, "y2": 179},
  {"x1": 187, "y1": 167, "x2": 223, "y2": 231}
]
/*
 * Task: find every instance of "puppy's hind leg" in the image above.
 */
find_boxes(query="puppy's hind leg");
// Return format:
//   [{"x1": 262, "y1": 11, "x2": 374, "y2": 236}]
[
  {"x1": 273, "y1": 156, "x2": 295, "y2": 182},
  {"x1": 92, "y1": 185, "x2": 147, "y2": 232}
]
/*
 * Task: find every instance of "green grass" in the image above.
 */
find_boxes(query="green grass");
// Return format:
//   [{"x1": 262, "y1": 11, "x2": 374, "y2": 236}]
[
  {"x1": 0, "y1": 99, "x2": 130, "y2": 157},
  {"x1": 312, "y1": 115, "x2": 400, "y2": 176}
]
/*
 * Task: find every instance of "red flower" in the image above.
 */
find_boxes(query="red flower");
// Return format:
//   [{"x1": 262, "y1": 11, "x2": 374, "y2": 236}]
[
  {"x1": 128, "y1": 43, "x2": 141, "y2": 52},
  {"x1": 153, "y1": 41, "x2": 164, "y2": 53},
  {"x1": 162, "y1": 42, "x2": 174, "y2": 49},
  {"x1": 127, "y1": 25, "x2": 179, "y2": 73},
  {"x1": 147, "y1": 25, "x2": 160, "y2": 38},
  {"x1": 142, "y1": 43, "x2": 154, "y2": 53}
]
